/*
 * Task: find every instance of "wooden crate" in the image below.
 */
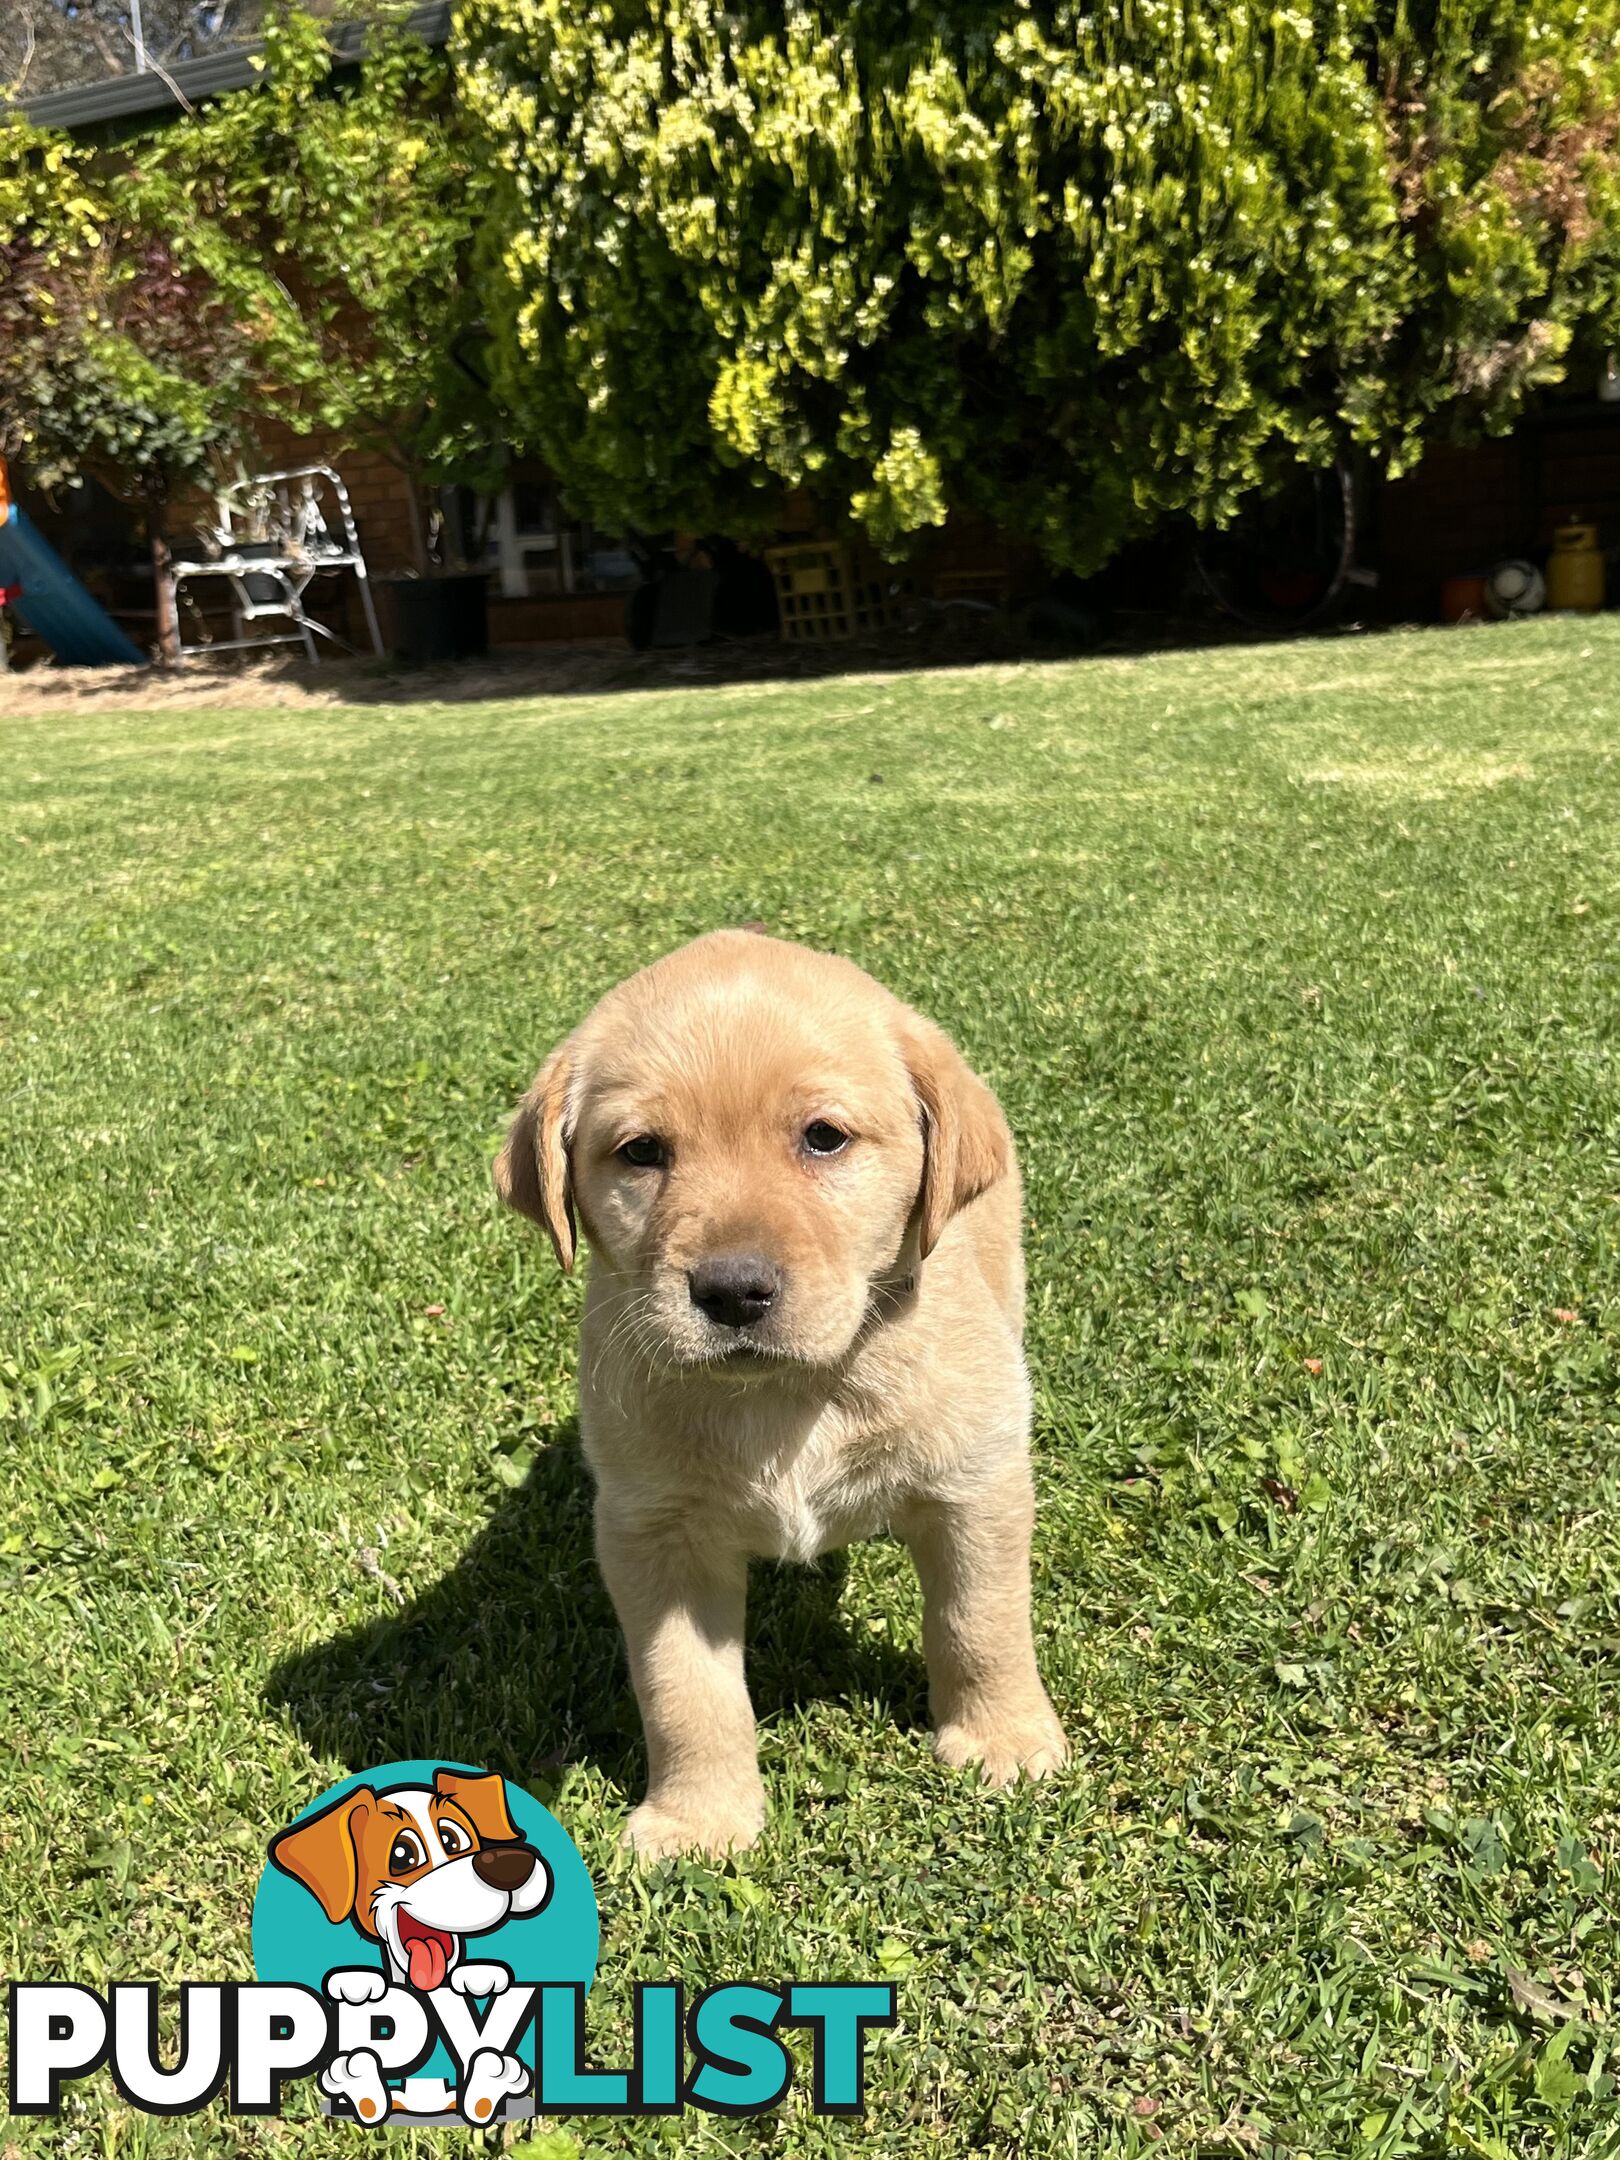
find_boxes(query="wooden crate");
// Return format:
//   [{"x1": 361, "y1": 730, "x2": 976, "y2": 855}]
[{"x1": 766, "y1": 540, "x2": 912, "y2": 641}]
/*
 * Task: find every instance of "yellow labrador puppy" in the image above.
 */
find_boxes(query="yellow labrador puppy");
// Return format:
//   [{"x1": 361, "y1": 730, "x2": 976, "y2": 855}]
[{"x1": 495, "y1": 930, "x2": 1066, "y2": 1858}]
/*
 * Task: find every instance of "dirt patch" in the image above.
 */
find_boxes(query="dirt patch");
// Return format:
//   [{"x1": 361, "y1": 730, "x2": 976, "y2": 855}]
[
  {"x1": 1, "y1": 641, "x2": 656, "y2": 714},
  {"x1": 0, "y1": 618, "x2": 1052, "y2": 714},
  {"x1": 0, "y1": 605, "x2": 1270, "y2": 716}
]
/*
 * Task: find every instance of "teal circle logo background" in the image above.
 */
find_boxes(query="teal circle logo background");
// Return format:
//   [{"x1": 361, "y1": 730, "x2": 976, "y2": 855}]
[{"x1": 251, "y1": 1759, "x2": 598, "y2": 2081}]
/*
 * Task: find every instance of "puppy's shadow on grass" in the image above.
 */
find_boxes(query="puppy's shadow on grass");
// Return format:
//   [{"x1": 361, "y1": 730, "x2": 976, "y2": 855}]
[{"x1": 266, "y1": 1422, "x2": 927, "y2": 1800}]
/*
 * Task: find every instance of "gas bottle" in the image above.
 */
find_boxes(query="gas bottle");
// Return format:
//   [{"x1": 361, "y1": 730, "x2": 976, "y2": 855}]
[{"x1": 1547, "y1": 521, "x2": 1605, "y2": 612}]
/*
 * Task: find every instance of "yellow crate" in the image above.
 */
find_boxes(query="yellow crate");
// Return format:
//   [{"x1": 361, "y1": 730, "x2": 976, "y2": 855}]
[{"x1": 766, "y1": 541, "x2": 912, "y2": 641}]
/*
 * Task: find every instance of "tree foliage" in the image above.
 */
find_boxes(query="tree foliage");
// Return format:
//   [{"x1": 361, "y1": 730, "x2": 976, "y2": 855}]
[
  {"x1": 0, "y1": 3, "x2": 488, "y2": 644},
  {"x1": 0, "y1": 117, "x2": 255, "y2": 658},
  {"x1": 3, "y1": 7, "x2": 494, "y2": 573},
  {"x1": 0, "y1": 120, "x2": 249, "y2": 494},
  {"x1": 459, "y1": 0, "x2": 1620, "y2": 569},
  {"x1": 126, "y1": 4, "x2": 495, "y2": 564}
]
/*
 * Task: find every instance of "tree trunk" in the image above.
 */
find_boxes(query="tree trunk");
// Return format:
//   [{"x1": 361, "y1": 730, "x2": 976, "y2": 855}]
[
  {"x1": 402, "y1": 463, "x2": 431, "y2": 576},
  {"x1": 383, "y1": 441, "x2": 433, "y2": 575},
  {"x1": 146, "y1": 476, "x2": 179, "y2": 668}
]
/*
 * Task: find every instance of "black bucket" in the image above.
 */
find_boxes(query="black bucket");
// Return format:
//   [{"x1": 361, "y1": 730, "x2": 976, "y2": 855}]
[{"x1": 381, "y1": 572, "x2": 489, "y2": 664}]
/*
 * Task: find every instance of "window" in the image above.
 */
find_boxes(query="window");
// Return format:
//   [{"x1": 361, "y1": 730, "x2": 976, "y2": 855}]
[{"x1": 470, "y1": 472, "x2": 641, "y2": 600}]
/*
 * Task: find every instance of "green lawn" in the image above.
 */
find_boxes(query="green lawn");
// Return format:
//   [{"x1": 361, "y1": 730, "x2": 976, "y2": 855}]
[{"x1": 4, "y1": 620, "x2": 1618, "y2": 2160}]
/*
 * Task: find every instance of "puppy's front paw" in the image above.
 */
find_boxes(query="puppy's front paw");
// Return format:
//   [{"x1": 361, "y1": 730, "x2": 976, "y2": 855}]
[
  {"x1": 324, "y1": 1967, "x2": 389, "y2": 2006},
  {"x1": 459, "y1": 2046, "x2": 528, "y2": 2125},
  {"x1": 319, "y1": 2047, "x2": 390, "y2": 2124},
  {"x1": 935, "y1": 1702, "x2": 1069, "y2": 1787},
  {"x1": 448, "y1": 1961, "x2": 510, "y2": 1998},
  {"x1": 625, "y1": 1790, "x2": 765, "y2": 1861}
]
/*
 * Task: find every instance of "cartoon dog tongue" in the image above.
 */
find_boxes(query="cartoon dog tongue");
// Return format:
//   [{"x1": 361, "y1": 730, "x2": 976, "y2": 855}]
[{"x1": 403, "y1": 1926, "x2": 451, "y2": 1992}]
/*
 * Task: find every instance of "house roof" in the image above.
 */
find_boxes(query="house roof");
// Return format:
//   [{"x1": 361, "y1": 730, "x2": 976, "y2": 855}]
[{"x1": 10, "y1": 3, "x2": 449, "y2": 132}]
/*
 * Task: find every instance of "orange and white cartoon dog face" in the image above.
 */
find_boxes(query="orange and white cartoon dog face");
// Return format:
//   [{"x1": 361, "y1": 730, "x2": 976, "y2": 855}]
[{"x1": 269, "y1": 1768, "x2": 552, "y2": 1992}]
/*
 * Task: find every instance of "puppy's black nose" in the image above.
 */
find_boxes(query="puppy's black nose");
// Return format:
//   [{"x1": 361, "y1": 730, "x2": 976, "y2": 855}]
[
  {"x1": 472, "y1": 1843, "x2": 539, "y2": 1892},
  {"x1": 688, "y1": 1254, "x2": 781, "y2": 1330}
]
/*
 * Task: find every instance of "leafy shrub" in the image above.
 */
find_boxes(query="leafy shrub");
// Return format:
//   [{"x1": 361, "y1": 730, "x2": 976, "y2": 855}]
[
  {"x1": 0, "y1": 125, "x2": 248, "y2": 495},
  {"x1": 459, "y1": 0, "x2": 1620, "y2": 568},
  {"x1": 127, "y1": 5, "x2": 495, "y2": 568},
  {"x1": 0, "y1": 120, "x2": 253, "y2": 658}
]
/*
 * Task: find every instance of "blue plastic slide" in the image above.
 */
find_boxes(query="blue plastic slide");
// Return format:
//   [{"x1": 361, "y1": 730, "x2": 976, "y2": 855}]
[{"x1": 0, "y1": 499, "x2": 147, "y2": 667}]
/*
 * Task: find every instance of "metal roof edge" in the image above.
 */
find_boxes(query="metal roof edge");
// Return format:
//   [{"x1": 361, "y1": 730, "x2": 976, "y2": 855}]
[{"x1": 8, "y1": 3, "x2": 451, "y2": 132}]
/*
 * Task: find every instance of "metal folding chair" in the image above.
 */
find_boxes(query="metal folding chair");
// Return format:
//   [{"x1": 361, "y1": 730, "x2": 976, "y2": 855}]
[{"x1": 172, "y1": 464, "x2": 385, "y2": 663}]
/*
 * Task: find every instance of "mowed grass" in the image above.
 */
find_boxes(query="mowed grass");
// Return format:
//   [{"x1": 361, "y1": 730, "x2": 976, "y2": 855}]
[{"x1": 3, "y1": 619, "x2": 1619, "y2": 2160}]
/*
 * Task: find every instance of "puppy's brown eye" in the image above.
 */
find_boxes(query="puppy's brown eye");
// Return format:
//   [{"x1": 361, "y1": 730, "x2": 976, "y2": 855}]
[
  {"x1": 388, "y1": 1832, "x2": 425, "y2": 1875},
  {"x1": 618, "y1": 1135, "x2": 667, "y2": 1169},
  {"x1": 803, "y1": 1121, "x2": 849, "y2": 1156}
]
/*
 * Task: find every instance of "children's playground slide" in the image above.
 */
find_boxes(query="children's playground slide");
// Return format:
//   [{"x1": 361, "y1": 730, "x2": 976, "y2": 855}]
[{"x1": 0, "y1": 460, "x2": 148, "y2": 669}]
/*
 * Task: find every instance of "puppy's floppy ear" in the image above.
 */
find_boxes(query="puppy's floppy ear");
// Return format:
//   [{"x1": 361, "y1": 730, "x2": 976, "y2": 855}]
[
  {"x1": 493, "y1": 1042, "x2": 576, "y2": 1272},
  {"x1": 898, "y1": 1011, "x2": 1013, "y2": 1260},
  {"x1": 434, "y1": 1767, "x2": 519, "y2": 1844},
  {"x1": 268, "y1": 1787, "x2": 376, "y2": 1925}
]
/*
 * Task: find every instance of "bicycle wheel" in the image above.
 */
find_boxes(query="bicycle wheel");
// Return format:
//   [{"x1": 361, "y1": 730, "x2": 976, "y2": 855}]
[{"x1": 1194, "y1": 457, "x2": 1356, "y2": 634}]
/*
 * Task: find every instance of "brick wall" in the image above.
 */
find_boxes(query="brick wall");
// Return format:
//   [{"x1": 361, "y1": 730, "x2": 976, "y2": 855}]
[
  {"x1": 1372, "y1": 413, "x2": 1620, "y2": 622},
  {"x1": 1372, "y1": 441, "x2": 1518, "y2": 622}
]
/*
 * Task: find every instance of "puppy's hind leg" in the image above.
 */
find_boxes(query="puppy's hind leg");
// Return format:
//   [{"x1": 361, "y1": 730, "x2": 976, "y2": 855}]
[
  {"x1": 895, "y1": 1463, "x2": 1068, "y2": 1786},
  {"x1": 596, "y1": 1501, "x2": 767, "y2": 1860}
]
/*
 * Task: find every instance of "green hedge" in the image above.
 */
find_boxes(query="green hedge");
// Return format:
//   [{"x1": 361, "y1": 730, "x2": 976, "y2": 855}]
[{"x1": 459, "y1": 0, "x2": 1620, "y2": 568}]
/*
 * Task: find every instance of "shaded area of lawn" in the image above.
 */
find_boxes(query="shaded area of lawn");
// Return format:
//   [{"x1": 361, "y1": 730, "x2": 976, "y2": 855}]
[{"x1": 2, "y1": 620, "x2": 1617, "y2": 2157}]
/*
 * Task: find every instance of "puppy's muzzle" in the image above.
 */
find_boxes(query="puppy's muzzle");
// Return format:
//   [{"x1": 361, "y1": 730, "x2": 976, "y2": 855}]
[
  {"x1": 472, "y1": 1843, "x2": 542, "y2": 1892},
  {"x1": 687, "y1": 1254, "x2": 782, "y2": 1331}
]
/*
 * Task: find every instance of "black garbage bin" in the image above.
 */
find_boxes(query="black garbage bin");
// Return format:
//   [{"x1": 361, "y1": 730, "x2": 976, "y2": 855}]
[{"x1": 380, "y1": 572, "x2": 489, "y2": 663}]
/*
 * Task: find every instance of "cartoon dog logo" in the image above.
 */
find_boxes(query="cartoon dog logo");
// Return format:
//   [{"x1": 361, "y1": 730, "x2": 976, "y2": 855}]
[{"x1": 269, "y1": 1767, "x2": 552, "y2": 2124}]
